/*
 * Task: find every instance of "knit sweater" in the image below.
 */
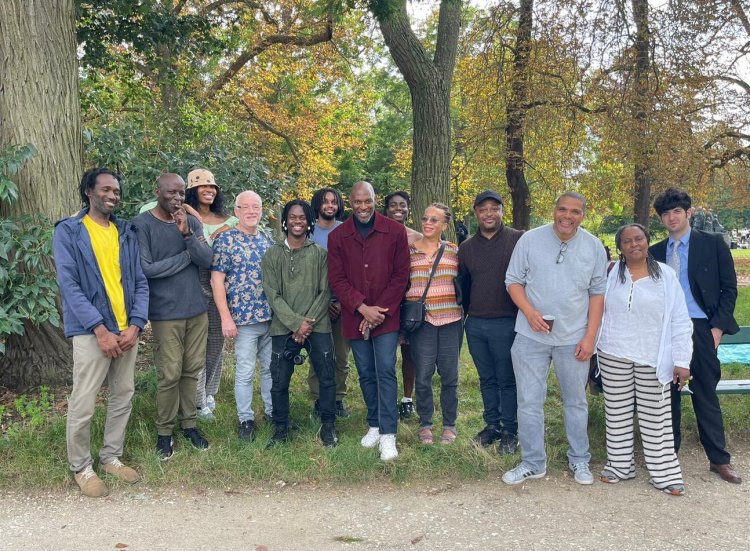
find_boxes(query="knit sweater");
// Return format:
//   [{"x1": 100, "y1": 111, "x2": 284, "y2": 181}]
[
  {"x1": 458, "y1": 225, "x2": 523, "y2": 318},
  {"x1": 404, "y1": 242, "x2": 462, "y2": 326}
]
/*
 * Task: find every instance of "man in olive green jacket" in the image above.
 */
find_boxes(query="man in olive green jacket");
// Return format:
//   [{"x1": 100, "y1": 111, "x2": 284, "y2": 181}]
[{"x1": 261, "y1": 199, "x2": 338, "y2": 448}]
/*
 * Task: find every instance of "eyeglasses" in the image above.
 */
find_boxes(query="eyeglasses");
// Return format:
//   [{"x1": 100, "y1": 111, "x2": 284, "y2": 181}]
[
  {"x1": 421, "y1": 216, "x2": 445, "y2": 224},
  {"x1": 556, "y1": 242, "x2": 568, "y2": 264},
  {"x1": 236, "y1": 204, "x2": 261, "y2": 211}
]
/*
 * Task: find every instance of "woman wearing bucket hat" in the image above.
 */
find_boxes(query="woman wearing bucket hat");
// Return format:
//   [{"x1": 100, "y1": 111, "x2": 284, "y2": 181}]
[{"x1": 186, "y1": 168, "x2": 239, "y2": 421}]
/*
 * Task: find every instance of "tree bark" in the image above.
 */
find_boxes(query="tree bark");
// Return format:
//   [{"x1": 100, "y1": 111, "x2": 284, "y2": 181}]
[
  {"x1": 505, "y1": 0, "x2": 533, "y2": 230},
  {"x1": 371, "y1": 0, "x2": 462, "y2": 239},
  {"x1": 631, "y1": 0, "x2": 654, "y2": 227},
  {"x1": 0, "y1": 0, "x2": 80, "y2": 389}
]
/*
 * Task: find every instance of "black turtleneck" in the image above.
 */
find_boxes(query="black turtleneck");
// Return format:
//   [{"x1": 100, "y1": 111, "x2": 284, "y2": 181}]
[{"x1": 354, "y1": 214, "x2": 375, "y2": 240}]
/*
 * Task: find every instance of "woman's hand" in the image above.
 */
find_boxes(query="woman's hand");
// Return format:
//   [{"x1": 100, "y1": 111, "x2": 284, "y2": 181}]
[{"x1": 672, "y1": 367, "x2": 691, "y2": 390}]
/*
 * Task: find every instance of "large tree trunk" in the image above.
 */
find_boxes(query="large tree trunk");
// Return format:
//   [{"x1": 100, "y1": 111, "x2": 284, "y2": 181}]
[
  {"x1": 505, "y1": 0, "x2": 533, "y2": 230},
  {"x1": 631, "y1": 0, "x2": 654, "y2": 227},
  {"x1": 372, "y1": 0, "x2": 462, "y2": 239},
  {"x1": 0, "y1": 0, "x2": 81, "y2": 389}
]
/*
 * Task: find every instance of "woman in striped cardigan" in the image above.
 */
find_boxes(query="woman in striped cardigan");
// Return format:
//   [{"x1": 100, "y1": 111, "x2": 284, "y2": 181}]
[{"x1": 404, "y1": 203, "x2": 463, "y2": 445}]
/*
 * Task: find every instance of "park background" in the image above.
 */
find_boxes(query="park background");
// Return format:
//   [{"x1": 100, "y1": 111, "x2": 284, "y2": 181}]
[{"x1": 0, "y1": 0, "x2": 749, "y2": 488}]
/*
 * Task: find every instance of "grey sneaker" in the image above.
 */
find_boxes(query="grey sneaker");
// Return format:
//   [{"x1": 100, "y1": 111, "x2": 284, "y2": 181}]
[
  {"x1": 569, "y1": 462, "x2": 594, "y2": 485},
  {"x1": 502, "y1": 463, "x2": 546, "y2": 485}
]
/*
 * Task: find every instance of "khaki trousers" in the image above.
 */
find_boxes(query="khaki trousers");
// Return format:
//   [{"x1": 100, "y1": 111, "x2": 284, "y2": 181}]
[
  {"x1": 66, "y1": 334, "x2": 138, "y2": 472},
  {"x1": 151, "y1": 313, "x2": 208, "y2": 435}
]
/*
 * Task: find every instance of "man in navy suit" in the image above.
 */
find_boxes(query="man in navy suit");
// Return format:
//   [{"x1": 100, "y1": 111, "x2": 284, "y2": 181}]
[{"x1": 651, "y1": 188, "x2": 741, "y2": 484}]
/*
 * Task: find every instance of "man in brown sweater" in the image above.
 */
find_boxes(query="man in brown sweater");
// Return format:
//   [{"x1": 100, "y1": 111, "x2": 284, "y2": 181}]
[{"x1": 458, "y1": 191, "x2": 524, "y2": 454}]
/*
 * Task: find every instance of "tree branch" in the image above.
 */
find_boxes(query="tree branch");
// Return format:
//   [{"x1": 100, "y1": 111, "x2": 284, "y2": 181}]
[
  {"x1": 704, "y1": 130, "x2": 750, "y2": 149},
  {"x1": 208, "y1": 16, "x2": 333, "y2": 95},
  {"x1": 728, "y1": 0, "x2": 750, "y2": 37},
  {"x1": 434, "y1": 0, "x2": 463, "y2": 83},
  {"x1": 240, "y1": 99, "x2": 301, "y2": 166}
]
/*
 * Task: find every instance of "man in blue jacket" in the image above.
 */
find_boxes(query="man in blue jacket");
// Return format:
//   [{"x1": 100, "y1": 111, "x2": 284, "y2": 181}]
[{"x1": 53, "y1": 168, "x2": 149, "y2": 498}]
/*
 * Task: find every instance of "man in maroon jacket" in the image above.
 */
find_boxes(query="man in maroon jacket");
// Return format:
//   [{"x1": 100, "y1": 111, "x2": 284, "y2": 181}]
[{"x1": 328, "y1": 181, "x2": 410, "y2": 461}]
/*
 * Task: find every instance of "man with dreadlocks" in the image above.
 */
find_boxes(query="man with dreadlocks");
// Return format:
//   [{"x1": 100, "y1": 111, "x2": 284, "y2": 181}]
[
  {"x1": 261, "y1": 199, "x2": 339, "y2": 448},
  {"x1": 54, "y1": 168, "x2": 149, "y2": 497}
]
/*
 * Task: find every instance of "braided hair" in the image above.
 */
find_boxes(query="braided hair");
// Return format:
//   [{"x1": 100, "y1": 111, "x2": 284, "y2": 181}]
[
  {"x1": 614, "y1": 223, "x2": 662, "y2": 284},
  {"x1": 281, "y1": 199, "x2": 316, "y2": 237}
]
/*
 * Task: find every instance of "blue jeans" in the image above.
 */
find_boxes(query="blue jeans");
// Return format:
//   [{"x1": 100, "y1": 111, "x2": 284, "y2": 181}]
[
  {"x1": 409, "y1": 320, "x2": 463, "y2": 428},
  {"x1": 349, "y1": 331, "x2": 400, "y2": 434},
  {"x1": 234, "y1": 322, "x2": 273, "y2": 422},
  {"x1": 511, "y1": 333, "x2": 591, "y2": 472},
  {"x1": 465, "y1": 316, "x2": 517, "y2": 433}
]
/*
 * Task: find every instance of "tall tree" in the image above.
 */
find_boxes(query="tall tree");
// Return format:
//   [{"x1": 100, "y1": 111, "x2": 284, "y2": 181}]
[
  {"x1": 504, "y1": 0, "x2": 533, "y2": 229},
  {"x1": 369, "y1": 0, "x2": 462, "y2": 234},
  {"x1": 0, "y1": 0, "x2": 81, "y2": 388},
  {"x1": 630, "y1": 0, "x2": 654, "y2": 226}
]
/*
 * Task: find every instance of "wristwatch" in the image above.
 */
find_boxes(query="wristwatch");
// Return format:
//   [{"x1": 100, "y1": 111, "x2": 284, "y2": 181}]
[{"x1": 182, "y1": 229, "x2": 194, "y2": 238}]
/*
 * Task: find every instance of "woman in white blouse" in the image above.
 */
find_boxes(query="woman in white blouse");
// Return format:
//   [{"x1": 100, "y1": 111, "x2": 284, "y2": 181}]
[{"x1": 596, "y1": 223, "x2": 693, "y2": 496}]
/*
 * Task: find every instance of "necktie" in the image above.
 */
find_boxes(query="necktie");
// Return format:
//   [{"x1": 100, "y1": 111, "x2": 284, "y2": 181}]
[{"x1": 669, "y1": 241, "x2": 681, "y2": 275}]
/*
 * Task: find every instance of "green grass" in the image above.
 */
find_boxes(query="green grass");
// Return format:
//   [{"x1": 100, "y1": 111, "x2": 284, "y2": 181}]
[
  {"x1": 736, "y1": 287, "x2": 750, "y2": 325},
  {"x1": 732, "y1": 249, "x2": 750, "y2": 278},
  {"x1": 1, "y1": 330, "x2": 749, "y2": 491}
]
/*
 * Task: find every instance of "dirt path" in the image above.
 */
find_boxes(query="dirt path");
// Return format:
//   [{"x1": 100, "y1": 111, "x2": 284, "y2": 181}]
[{"x1": 1, "y1": 447, "x2": 748, "y2": 550}]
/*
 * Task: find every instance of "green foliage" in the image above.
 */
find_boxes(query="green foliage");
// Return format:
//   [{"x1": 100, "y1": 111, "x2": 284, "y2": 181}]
[
  {"x1": 0, "y1": 145, "x2": 59, "y2": 355},
  {"x1": 12, "y1": 387, "x2": 54, "y2": 429},
  {"x1": 0, "y1": 144, "x2": 37, "y2": 204},
  {"x1": 77, "y1": 0, "x2": 224, "y2": 72}
]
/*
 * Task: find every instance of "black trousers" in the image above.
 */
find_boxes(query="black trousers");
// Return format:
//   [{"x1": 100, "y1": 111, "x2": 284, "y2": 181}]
[
  {"x1": 270, "y1": 332, "x2": 336, "y2": 426},
  {"x1": 671, "y1": 318, "x2": 730, "y2": 464}
]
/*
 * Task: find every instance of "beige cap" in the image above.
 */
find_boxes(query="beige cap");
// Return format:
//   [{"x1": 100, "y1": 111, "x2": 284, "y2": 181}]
[{"x1": 187, "y1": 169, "x2": 218, "y2": 189}]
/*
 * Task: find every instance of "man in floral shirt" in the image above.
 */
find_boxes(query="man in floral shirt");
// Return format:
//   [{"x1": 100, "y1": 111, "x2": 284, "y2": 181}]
[{"x1": 211, "y1": 190, "x2": 275, "y2": 442}]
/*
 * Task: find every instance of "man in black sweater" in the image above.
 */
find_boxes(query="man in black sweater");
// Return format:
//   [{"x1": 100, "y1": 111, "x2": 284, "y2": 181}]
[
  {"x1": 132, "y1": 173, "x2": 214, "y2": 460},
  {"x1": 458, "y1": 191, "x2": 524, "y2": 454}
]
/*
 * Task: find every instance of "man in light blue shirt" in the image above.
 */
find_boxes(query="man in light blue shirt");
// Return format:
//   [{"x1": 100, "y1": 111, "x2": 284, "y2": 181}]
[
  {"x1": 503, "y1": 192, "x2": 607, "y2": 486},
  {"x1": 307, "y1": 187, "x2": 351, "y2": 418}
]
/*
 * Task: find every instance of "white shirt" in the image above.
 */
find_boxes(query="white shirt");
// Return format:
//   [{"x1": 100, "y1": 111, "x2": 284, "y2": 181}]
[{"x1": 598, "y1": 267, "x2": 665, "y2": 367}]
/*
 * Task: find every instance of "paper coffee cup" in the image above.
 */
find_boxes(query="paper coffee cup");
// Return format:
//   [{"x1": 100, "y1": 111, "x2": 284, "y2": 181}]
[{"x1": 542, "y1": 315, "x2": 555, "y2": 331}]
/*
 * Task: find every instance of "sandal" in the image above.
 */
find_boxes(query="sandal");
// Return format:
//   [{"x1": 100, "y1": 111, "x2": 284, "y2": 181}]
[
  {"x1": 439, "y1": 427, "x2": 457, "y2": 445},
  {"x1": 600, "y1": 469, "x2": 620, "y2": 484},
  {"x1": 662, "y1": 484, "x2": 685, "y2": 496},
  {"x1": 418, "y1": 427, "x2": 433, "y2": 445}
]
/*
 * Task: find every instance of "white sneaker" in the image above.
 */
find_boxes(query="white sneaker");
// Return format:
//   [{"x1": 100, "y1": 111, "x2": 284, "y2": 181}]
[
  {"x1": 206, "y1": 395, "x2": 216, "y2": 410},
  {"x1": 361, "y1": 427, "x2": 381, "y2": 448},
  {"x1": 379, "y1": 434, "x2": 398, "y2": 461}
]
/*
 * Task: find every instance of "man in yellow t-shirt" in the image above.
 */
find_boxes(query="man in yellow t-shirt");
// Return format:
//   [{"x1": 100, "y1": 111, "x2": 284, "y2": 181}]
[{"x1": 53, "y1": 168, "x2": 150, "y2": 498}]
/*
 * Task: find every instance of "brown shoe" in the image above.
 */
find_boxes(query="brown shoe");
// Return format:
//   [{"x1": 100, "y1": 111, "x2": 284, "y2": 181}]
[
  {"x1": 439, "y1": 427, "x2": 457, "y2": 445},
  {"x1": 74, "y1": 465, "x2": 109, "y2": 498},
  {"x1": 418, "y1": 427, "x2": 434, "y2": 445},
  {"x1": 710, "y1": 463, "x2": 742, "y2": 484},
  {"x1": 102, "y1": 458, "x2": 141, "y2": 484}
]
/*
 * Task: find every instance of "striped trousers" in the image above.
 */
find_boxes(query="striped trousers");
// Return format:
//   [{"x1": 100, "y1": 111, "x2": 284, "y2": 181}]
[
  {"x1": 597, "y1": 350, "x2": 683, "y2": 489},
  {"x1": 196, "y1": 269, "x2": 225, "y2": 409}
]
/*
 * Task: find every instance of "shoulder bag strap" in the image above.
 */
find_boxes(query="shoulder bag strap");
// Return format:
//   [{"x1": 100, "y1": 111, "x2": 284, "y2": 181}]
[{"x1": 420, "y1": 241, "x2": 446, "y2": 302}]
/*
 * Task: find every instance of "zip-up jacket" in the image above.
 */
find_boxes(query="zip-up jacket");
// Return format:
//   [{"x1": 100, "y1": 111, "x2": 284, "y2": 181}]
[{"x1": 53, "y1": 208, "x2": 149, "y2": 338}]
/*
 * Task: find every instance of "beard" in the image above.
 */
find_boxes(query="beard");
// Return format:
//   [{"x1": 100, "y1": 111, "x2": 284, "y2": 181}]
[{"x1": 319, "y1": 210, "x2": 337, "y2": 221}]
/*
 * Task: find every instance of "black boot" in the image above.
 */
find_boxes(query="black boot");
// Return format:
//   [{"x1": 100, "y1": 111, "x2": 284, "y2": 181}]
[
  {"x1": 266, "y1": 424, "x2": 290, "y2": 449},
  {"x1": 320, "y1": 422, "x2": 339, "y2": 448}
]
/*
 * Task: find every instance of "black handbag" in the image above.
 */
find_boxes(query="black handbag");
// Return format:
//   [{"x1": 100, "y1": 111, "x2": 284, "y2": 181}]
[{"x1": 400, "y1": 242, "x2": 446, "y2": 333}]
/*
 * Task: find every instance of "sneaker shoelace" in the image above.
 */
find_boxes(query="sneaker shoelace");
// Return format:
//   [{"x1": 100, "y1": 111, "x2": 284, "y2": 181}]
[
  {"x1": 108, "y1": 458, "x2": 125, "y2": 469},
  {"x1": 79, "y1": 465, "x2": 96, "y2": 480}
]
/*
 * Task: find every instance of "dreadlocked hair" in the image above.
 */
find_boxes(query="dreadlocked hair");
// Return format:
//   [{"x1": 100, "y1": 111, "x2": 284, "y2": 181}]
[
  {"x1": 614, "y1": 223, "x2": 662, "y2": 284},
  {"x1": 310, "y1": 187, "x2": 343, "y2": 220},
  {"x1": 281, "y1": 199, "x2": 316, "y2": 237}
]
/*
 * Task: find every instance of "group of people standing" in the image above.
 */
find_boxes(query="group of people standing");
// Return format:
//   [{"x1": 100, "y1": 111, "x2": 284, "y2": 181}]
[{"x1": 54, "y1": 167, "x2": 741, "y2": 499}]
